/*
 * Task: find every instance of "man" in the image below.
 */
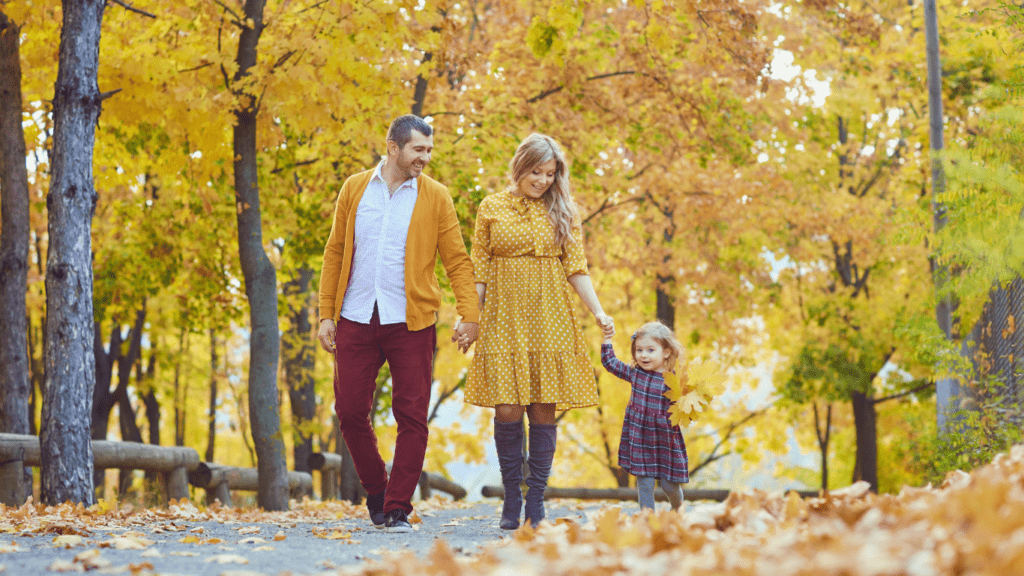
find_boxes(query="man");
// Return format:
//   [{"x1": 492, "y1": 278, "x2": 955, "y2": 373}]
[{"x1": 316, "y1": 115, "x2": 479, "y2": 533}]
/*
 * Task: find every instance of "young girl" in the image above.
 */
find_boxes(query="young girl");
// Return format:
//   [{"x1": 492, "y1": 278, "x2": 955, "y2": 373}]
[{"x1": 601, "y1": 321, "x2": 688, "y2": 512}]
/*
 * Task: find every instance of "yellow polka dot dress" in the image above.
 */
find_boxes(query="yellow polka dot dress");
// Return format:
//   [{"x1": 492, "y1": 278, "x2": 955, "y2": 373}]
[{"x1": 465, "y1": 190, "x2": 598, "y2": 411}]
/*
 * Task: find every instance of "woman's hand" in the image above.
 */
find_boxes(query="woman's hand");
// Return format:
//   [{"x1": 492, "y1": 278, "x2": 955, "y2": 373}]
[
  {"x1": 452, "y1": 320, "x2": 479, "y2": 353},
  {"x1": 595, "y1": 313, "x2": 615, "y2": 338}
]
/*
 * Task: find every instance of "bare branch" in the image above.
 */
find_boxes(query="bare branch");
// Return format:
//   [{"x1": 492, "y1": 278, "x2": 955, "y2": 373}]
[
  {"x1": 527, "y1": 71, "x2": 637, "y2": 103},
  {"x1": 108, "y1": 0, "x2": 156, "y2": 18},
  {"x1": 427, "y1": 376, "x2": 465, "y2": 424},
  {"x1": 689, "y1": 408, "x2": 768, "y2": 476},
  {"x1": 212, "y1": 0, "x2": 244, "y2": 26},
  {"x1": 270, "y1": 158, "x2": 319, "y2": 175},
  {"x1": 297, "y1": 0, "x2": 330, "y2": 14},
  {"x1": 180, "y1": 62, "x2": 214, "y2": 74},
  {"x1": 583, "y1": 195, "x2": 643, "y2": 225},
  {"x1": 98, "y1": 88, "x2": 122, "y2": 101},
  {"x1": 874, "y1": 380, "x2": 935, "y2": 404}
]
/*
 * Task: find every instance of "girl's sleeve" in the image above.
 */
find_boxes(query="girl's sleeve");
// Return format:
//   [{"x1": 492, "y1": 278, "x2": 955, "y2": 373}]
[
  {"x1": 471, "y1": 198, "x2": 493, "y2": 284},
  {"x1": 560, "y1": 220, "x2": 589, "y2": 277},
  {"x1": 601, "y1": 343, "x2": 635, "y2": 382}
]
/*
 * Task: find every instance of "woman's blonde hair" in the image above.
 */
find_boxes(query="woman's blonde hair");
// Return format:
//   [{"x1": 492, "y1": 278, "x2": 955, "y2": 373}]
[
  {"x1": 631, "y1": 321, "x2": 685, "y2": 371},
  {"x1": 507, "y1": 133, "x2": 580, "y2": 249}
]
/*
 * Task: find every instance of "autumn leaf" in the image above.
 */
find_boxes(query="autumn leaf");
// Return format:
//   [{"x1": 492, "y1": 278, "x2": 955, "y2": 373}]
[
  {"x1": 46, "y1": 559, "x2": 80, "y2": 572},
  {"x1": 203, "y1": 553, "x2": 249, "y2": 564},
  {"x1": 73, "y1": 549, "x2": 111, "y2": 571},
  {"x1": 51, "y1": 535, "x2": 84, "y2": 549},
  {"x1": 99, "y1": 536, "x2": 153, "y2": 550},
  {"x1": 664, "y1": 358, "x2": 726, "y2": 427}
]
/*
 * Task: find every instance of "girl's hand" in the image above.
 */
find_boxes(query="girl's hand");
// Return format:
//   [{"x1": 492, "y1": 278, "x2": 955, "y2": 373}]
[{"x1": 595, "y1": 314, "x2": 615, "y2": 338}]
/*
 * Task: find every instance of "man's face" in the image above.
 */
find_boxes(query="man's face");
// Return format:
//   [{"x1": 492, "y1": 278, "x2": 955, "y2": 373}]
[{"x1": 391, "y1": 130, "x2": 433, "y2": 180}]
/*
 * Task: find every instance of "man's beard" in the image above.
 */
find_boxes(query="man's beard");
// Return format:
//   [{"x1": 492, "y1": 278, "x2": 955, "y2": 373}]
[{"x1": 397, "y1": 155, "x2": 423, "y2": 180}]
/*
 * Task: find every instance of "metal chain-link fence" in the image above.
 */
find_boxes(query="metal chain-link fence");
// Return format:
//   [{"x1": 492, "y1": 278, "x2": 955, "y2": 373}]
[{"x1": 962, "y1": 277, "x2": 1024, "y2": 426}]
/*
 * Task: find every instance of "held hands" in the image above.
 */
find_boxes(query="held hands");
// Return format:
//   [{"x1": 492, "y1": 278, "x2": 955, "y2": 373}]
[
  {"x1": 317, "y1": 319, "x2": 337, "y2": 353},
  {"x1": 595, "y1": 313, "x2": 615, "y2": 341},
  {"x1": 452, "y1": 321, "x2": 479, "y2": 354}
]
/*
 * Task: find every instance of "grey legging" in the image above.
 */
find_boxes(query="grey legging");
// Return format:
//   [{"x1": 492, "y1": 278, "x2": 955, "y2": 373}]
[{"x1": 637, "y1": 476, "x2": 683, "y2": 511}]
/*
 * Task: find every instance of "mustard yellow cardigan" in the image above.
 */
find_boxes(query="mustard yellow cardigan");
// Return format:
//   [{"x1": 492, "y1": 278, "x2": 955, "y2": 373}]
[{"x1": 317, "y1": 170, "x2": 480, "y2": 331}]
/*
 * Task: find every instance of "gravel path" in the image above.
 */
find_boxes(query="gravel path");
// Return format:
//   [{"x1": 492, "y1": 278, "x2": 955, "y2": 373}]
[{"x1": 0, "y1": 499, "x2": 686, "y2": 576}]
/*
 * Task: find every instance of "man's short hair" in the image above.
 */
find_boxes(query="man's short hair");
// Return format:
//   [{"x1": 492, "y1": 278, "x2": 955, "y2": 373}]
[{"x1": 387, "y1": 115, "x2": 432, "y2": 150}]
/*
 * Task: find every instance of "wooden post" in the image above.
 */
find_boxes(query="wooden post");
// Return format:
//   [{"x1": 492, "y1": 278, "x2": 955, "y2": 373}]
[
  {"x1": 322, "y1": 468, "x2": 338, "y2": 501},
  {"x1": 166, "y1": 466, "x2": 189, "y2": 502},
  {"x1": 308, "y1": 452, "x2": 342, "y2": 501},
  {"x1": 209, "y1": 481, "x2": 232, "y2": 507},
  {"x1": 0, "y1": 454, "x2": 26, "y2": 506}
]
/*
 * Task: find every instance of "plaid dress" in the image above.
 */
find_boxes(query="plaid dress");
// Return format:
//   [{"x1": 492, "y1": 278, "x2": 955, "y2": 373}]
[{"x1": 601, "y1": 344, "x2": 689, "y2": 483}]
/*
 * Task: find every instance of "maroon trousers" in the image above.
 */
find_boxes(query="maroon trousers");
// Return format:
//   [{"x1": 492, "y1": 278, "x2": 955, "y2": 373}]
[{"x1": 333, "y1": 308, "x2": 435, "y2": 514}]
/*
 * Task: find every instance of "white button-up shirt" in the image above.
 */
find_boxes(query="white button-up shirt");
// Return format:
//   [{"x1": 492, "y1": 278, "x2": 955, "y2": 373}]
[{"x1": 340, "y1": 161, "x2": 419, "y2": 325}]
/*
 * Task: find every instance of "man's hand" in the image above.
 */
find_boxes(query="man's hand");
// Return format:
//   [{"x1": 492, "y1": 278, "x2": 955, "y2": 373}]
[
  {"x1": 318, "y1": 319, "x2": 337, "y2": 353},
  {"x1": 452, "y1": 321, "x2": 479, "y2": 354}
]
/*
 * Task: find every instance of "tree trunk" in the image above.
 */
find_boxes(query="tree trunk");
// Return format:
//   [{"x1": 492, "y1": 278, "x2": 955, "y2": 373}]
[
  {"x1": 284, "y1": 267, "x2": 316, "y2": 482},
  {"x1": 334, "y1": 415, "x2": 365, "y2": 504},
  {"x1": 850, "y1": 391, "x2": 878, "y2": 492},
  {"x1": 656, "y1": 227, "x2": 676, "y2": 330},
  {"x1": 137, "y1": 351, "x2": 160, "y2": 483},
  {"x1": 232, "y1": 0, "x2": 288, "y2": 511},
  {"x1": 410, "y1": 52, "x2": 432, "y2": 117},
  {"x1": 91, "y1": 310, "x2": 145, "y2": 491},
  {"x1": 655, "y1": 278, "x2": 675, "y2": 331},
  {"x1": 0, "y1": 12, "x2": 32, "y2": 448},
  {"x1": 173, "y1": 326, "x2": 188, "y2": 446},
  {"x1": 138, "y1": 352, "x2": 159, "y2": 445},
  {"x1": 115, "y1": 385, "x2": 143, "y2": 495},
  {"x1": 813, "y1": 403, "x2": 831, "y2": 492},
  {"x1": 40, "y1": 0, "x2": 106, "y2": 506},
  {"x1": 924, "y1": 0, "x2": 960, "y2": 432},
  {"x1": 206, "y1": 329, "x2": 218, "y2": 463},
  {"x1": 113, "y1": 310, "x2": 145, "y2": 495}
]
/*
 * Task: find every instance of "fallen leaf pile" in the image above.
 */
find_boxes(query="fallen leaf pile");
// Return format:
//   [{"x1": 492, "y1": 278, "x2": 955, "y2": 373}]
[
  {"x1": 0, "y1": 494, "x2": 468, "y2": 574},
  {"x1": 0, "y1": 494, "x2": 467, "y2": 537},
  {"x1": 664, "y1": 357, "x2": 726, "y2": 427},
  {"x1": 345, "y1": 444, "x2": 1024, "y2": 576}
]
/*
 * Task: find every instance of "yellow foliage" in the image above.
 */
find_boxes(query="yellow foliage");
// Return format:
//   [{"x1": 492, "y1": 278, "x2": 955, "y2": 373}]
[{"x1": 663, "y1": 358, "x2": 726, "y2": 428}]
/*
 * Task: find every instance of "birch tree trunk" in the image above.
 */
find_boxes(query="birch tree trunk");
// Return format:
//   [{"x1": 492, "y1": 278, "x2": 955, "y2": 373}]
[
  {"x1": 0, "y1": 12, "x2": 31, "y2": 442},
  {"x1": 232, "y1": 0, "x2": 288, "y2": 511},
  {"x1": 924, "y1": 0, "x2": 960, "y2": 431},
  {"x1": 40, "y1": 0, "x2": 106, "y2": 506}
]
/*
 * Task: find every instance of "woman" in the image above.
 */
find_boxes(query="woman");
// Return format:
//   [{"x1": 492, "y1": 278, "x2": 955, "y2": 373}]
[{"x1": 463, "y1": 133, "x2": 614, "y2": 529}]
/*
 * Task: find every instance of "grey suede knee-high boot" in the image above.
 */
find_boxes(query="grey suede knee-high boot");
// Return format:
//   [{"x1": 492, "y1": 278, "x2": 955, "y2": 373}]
[
  {"x1": 494, "y1": 419, "x2": 525, "y2": 530},
  {"x1": 524, "y1": 423, "x2": 557, "y2": 526}
]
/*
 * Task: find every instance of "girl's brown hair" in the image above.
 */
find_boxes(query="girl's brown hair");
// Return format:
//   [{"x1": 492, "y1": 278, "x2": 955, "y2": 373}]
[{"x1": 631, "y1": 321, "x2": 685, "y2": 371}]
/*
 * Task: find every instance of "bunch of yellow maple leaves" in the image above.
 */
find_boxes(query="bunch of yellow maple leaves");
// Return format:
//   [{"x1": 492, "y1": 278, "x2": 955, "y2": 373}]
[{"x1": 663, "y1": 358, "x2": 728, "y2": 427}]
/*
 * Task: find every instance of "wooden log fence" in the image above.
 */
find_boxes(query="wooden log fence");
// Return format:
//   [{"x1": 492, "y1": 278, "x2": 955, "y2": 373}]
[
  {"x1": 0, "y1": 433, "x2": 200, "y2": 506},
  {"x1": 481, "y1": 485, "x2": 820, "y2": 502},
  {"x1": 187, "y1": 463, "x2": 312, "y2": 507},
  {"x1": 308, "y1": 452, "x2": 467, "y2": 501}
]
